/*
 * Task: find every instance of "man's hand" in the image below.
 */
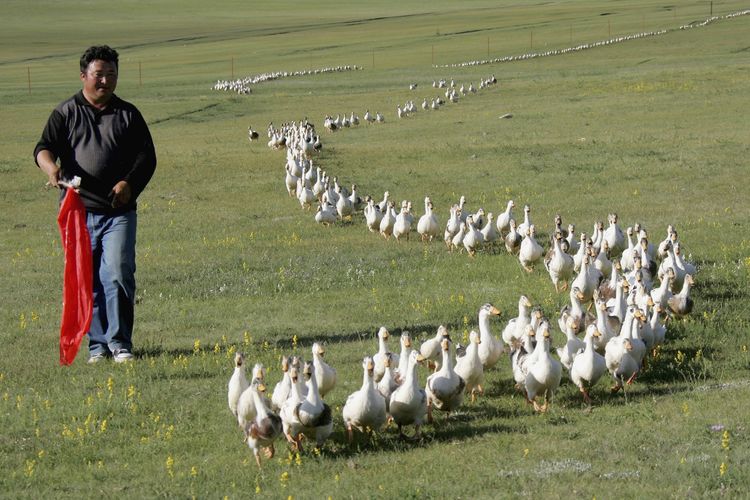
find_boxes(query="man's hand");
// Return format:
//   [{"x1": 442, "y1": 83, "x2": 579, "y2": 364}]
[
  {"x1": 111, "y1": 181, "x2": 131, "y2": 208},
  {"x1": 36, "y1": 150, "x2": 61, "y2": 189}
]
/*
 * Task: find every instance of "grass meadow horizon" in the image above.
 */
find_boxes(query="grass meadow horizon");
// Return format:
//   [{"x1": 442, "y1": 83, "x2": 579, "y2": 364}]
[{"x1": 1, "y1": 1, "x2": 749, "y2": 497}]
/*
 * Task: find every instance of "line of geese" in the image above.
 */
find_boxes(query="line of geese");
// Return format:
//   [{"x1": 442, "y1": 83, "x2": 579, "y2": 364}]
[
  {"x1": 213, "y1": 65, "x2": 360, "y2": 95},
  {"x1": 437, "y1": 10, "x2": 749, "y2": 69}
]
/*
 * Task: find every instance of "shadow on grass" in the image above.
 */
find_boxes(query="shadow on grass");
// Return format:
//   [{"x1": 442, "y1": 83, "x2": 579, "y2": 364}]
[{"x1": 277, "y1": 321, "x2": 467, "y2": 350}]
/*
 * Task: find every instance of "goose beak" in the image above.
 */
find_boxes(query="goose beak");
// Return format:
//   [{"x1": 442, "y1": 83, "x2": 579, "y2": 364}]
[{"x1": 490, "y1": 306, "x2": 501, "y2": 316}]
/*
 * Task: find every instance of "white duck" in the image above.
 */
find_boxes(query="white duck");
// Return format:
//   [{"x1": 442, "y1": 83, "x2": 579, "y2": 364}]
[
  {"x1": 425, "y1": 338, "x2": 465, "y2": 421},
  {"x1": 393, "y1": 203, "x2": 412, "y2": 242},
  {"x1": 496, "y1": 200, "x2": 514, "y2": 235},
  {"x1": 228, "y1": 352, "x2": 249, "y2": 418},
  {"x1": 502, "y1": 295, "x2": 533, "y2": 348},
  {"x1": 312, "y1": 342, "x2": 336, "y2": 398},
  {"x1": 372, "y1": 326, "x2": 398, "y2": 382},
  {"x1": 417, "y1": 197, "x2": 440, "y2": 242},
  {"x1": 342, "y1": 356, "x2": 387, "y2": 443},
  {"x1": 245, "y1": 379, "x2": 283, "y2": 468},
  {"x1": 477, "y1": 303, "x2": 503, "y2": 370},
  {"x1": 389, "y1": 351, "x2": 428, "y2": 439},
  {"x1": 524, "y1": 323, "x2": 562, "y2": 413},
  {"x1": 519, "y1": 225, "x2": 543, "y2": 272},
  {"x1": 570, "y1": 325, "x2": 607, "y2": 404},
  {"x1": 454, "y1": 330, "x2": 484, "y2": 402}
]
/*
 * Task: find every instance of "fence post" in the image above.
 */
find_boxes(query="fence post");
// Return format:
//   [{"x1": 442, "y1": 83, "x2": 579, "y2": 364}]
[
  {"x1": 27, "y1": 67, "x2": 31, "y2": 95},
  {"x1": 139, "y1": 61, "x2": 142, "y2": 88},
  {"x1": 530, "y1": 30, "x2": 533, "y2": 49}
]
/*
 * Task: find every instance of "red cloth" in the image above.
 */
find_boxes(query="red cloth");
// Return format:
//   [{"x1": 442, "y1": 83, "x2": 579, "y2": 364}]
[{"x1": 57, "y1": 189, "x2": 93, "y2": 365}]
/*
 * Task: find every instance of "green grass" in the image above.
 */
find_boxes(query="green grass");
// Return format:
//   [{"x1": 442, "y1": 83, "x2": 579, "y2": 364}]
[{"x1": 1, "y1": 0, "x2": 750, "y2": 497}]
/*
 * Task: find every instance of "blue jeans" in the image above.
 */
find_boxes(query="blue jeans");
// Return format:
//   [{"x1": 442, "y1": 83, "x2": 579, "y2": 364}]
[{"x1": 86, "y1": 210, "x2": 137, "y2": 356}]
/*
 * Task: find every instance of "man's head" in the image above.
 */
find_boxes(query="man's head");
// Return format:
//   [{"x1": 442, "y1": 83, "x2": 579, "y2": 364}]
[{"x1": 80, "y1": 45, "x2": 119, "y2": 106}]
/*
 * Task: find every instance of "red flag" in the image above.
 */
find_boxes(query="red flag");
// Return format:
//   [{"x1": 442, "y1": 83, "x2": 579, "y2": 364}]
[{"x1": 57, "y1": 188, "x2": 93, "y2": 365}]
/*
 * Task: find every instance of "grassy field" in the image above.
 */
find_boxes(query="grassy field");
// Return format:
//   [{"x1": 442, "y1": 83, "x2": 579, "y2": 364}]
[{"x1": 1, "y1": 0, "x2": 749, "y2": 497}]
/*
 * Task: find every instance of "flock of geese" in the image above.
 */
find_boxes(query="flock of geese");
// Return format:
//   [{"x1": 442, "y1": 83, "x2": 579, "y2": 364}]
[
  {"x1": 228, "y1": 232, "x2": 695, "y2": 467},
  {"x1": 233, "y1": 70, "x2": 700, "y2": 467}
]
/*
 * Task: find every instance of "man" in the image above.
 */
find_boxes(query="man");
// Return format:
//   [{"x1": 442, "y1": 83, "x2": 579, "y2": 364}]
[{"x1": 35, "y1": 45, "x2": 156, "y2": 363}]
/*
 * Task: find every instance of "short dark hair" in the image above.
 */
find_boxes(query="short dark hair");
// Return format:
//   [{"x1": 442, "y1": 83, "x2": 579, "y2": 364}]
[{"x1": 80, "y1": 45, "x2": 119, "y2": 73}]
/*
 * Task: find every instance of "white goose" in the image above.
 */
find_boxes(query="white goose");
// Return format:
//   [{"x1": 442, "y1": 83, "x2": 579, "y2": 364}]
[
  {"x1": 372, "y1": 326, "x2": 398, "y2": 382},
  {"x1": 396, "y1": 332, "x2": 413, "y2": 383},
  {"x1": 228, "y1": 352, "x2": 249, "y2": 418},
  {"x1": 504, "y1": 219, "x2": 522, "y2": 255},
  {"x1": 417, "y1": 197, "x2": 440, "y2": 242},
  {"x1": 450, "y1": 221, "x2": 467, "y2": 252},
  {"x1": 392, "y1": 203, "x2": 411, "y2": 241},
  {"x1": 271, "y1": 355, "x2": 291, "y2": 411},
  {"x1": 379, "y1": 201, "x2": 397, "y2": 240},
  {"x1": 288, "y1": 361, "x2": 333, "y2": 451},
  {"x1": 480, "y1": 213, "x2": 498, "y2": 249},
  {"x1": 516, "y1": 204, "x2": 532, "y2": 237},
  {"x1": 377, "y1": 356, "x2": 399, "y2": 413},
  {"x1": 511, "y1": 326, "x2": 536, "y2": 389},
  {"x1": 454, "y1": 330, "x2": 484, "y2": 402},
  {"x1": 544, "y1": 231, "x2": 574, "y2": 292},
  {"x1": 364, "y1": 197, "x2": 383, "y2": 232},
  {"x1": 315, "y1": 202, "x2": 337, "y2": 225},
  {"x1": 477, "y1": 303, "x2": 503, "y2": 370},
  {"x1": 236, "y1": 363, "x2": 268, "y2": 435},
  {"x1": 245, "y1": 379, "x2": 283, "y2": 468},
  {"x1": 524, "y1": 323, "x2": 562, "y2": 412},
  {"x1": 463, "y1": 216, "x2": 484, "y2": 256},
  {"x1": 519, "y1": 225, "x2": 543, "y2": 272},
  {"x1": 603, "y1": 213, "x2": 626, "y2": 257},
  {"x1": 667, "y1": 274, "x2": 694, "y2": 318},
  {"x1": 502, "y1": 295, "x2": 533, "y2": 348},
  {"x1": 420, "y1": 325, "x2": 450, "y2": 371},
  {"x1": 444, "y1": 204, "x2": 461, "y2": 248},
  {"x1": 312, "y1": 342, "x2": 336, "y2": 398},
  {"x1": 425, "y1": 338, "x2": 465, "y2": 421},
  {"x1": 556, "y1": 316, "x2": 585, "y2": 371},
  {"x1": 342, "y1": 356, "x2": 387, "y2": 443},
  {"x1": 389, "y1": 350, "x2": 428, "y2": 439},
  {"x1": 496, "y1": 199, "x2": 514, "y2": 235},
  {"x1": 570, "y1": 325, "x2": 607, "y2": 404}
]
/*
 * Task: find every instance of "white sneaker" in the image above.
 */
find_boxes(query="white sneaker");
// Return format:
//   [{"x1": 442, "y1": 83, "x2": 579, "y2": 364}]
[
  {"x1": 88, "y1": 353, "x2": 107, "y2": 364},
  {"x1": 113, "y1": 349, "x2": 134, "y2": 363}
]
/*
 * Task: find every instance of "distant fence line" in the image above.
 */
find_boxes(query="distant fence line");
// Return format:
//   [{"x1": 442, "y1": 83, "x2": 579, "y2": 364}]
[
  {"x1": 212, "y1": 65, "x2": 360, "y2": 94},
  {"x1": 435, "y1": 9, "x2": 750, "y2": 69}
]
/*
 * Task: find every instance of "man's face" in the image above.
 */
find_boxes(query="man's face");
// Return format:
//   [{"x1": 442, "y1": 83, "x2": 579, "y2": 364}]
[{"x1": 80, "y1": 59, "x2": 118, "y2": 103}]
